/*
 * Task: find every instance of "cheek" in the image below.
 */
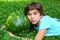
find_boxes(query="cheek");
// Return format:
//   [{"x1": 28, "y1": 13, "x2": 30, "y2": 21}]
[
  {"x1": 27, "y1": 16, "x2": 31, "y2": 20},
  {"x1": 36, "y1": 15, "x2": 40, "y2": 19},
  {"x1": 36, "y1": 16, "x2": 41, "y2": 21},
  {"x1": 37, "y1": 17, "x2": 40, "y2": 21}
]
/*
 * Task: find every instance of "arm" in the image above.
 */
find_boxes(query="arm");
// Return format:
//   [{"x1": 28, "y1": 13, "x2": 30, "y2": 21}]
[
  {"x1": 8, "y1": 32, "x2": 32, "y2": 40},
  {"x1": 1, "y1": 25, "x2": 32, "y2": 40},
  {"x1": 35, "y1": 29, "x2": 47, "y2": 40},
  {"x1": 1, "y1": 25, "x2": 20, "y2": 38}
]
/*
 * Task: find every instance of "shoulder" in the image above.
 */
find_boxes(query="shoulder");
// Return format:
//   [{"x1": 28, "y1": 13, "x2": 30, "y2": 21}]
[
  {"x1": 40, "y1": 15, "x2": 52, "y2": 22},
  {"x1": 38, "y1": 15, "x2": 52, "y2": 30}
]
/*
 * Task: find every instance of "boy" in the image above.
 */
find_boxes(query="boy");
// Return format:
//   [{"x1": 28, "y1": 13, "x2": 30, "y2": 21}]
[{"x1": 24, "y1": 2, "x2": 60, "y2": 40}]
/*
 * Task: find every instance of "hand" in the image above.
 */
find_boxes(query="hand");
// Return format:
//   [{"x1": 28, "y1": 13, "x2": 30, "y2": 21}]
[
  {"x1": 1, "y1": 25, "x2": 6, "y2": 29},
  {"x1": 7, "y1": 31, "x2": 15, "y2": 37}
]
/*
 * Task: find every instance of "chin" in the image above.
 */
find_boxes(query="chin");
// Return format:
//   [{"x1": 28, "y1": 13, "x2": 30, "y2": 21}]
[{"x1": 32, "y1": 23, "x2": 36, "y2": 24}]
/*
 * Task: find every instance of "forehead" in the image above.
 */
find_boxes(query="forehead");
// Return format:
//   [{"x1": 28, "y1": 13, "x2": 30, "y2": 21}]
[{"x1": 28, "y1": 9, "x2": 40, "y2": 13}]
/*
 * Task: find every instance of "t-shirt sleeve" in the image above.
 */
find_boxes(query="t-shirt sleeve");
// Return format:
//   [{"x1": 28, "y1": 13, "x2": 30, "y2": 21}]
[{"x1": 38, "y1": 17, "x2": 51, "y2": 30}]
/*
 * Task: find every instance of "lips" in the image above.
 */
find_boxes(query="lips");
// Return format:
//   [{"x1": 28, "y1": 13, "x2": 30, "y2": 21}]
[{"x1": 31, "y1": 20, "x2": 35, "y2": 22}]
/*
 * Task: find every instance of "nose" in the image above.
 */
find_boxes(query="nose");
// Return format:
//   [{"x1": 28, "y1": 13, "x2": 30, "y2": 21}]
[{"x1": 31, "y1": 15, "x2": 34, "y2": 19}]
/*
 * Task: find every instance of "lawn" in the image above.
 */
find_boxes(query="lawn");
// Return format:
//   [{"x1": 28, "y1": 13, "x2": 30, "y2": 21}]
[{"x1": 0, "y1": 0, "x2": 60, "y2": 40}]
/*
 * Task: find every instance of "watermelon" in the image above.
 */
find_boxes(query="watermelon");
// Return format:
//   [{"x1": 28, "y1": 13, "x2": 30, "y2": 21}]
[{"x1": 5, "y1": 12, "x2": 30, "y2": 34}]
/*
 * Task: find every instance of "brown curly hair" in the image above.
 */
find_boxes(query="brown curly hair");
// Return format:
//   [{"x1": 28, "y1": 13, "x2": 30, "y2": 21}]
[{"x1": 24, "y1": 2, "x2": 44, "y2": 16}]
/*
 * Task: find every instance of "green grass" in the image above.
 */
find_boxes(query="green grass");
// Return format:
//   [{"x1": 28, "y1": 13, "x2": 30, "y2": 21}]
[
  {"x1": 0, "y1": 0, "x2": 60, "y2": 40},
  {"x1": 0, "y1": 0, "x2": 60, "y2": 26}
]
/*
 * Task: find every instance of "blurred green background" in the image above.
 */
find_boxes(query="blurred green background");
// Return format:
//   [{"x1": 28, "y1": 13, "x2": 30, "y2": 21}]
[
  {"x1": 0, "y1": 0, "x2": 60, "y2": 27},
  {"x1": 0, "y1": 0, "x2": 60, "y2": 40}
]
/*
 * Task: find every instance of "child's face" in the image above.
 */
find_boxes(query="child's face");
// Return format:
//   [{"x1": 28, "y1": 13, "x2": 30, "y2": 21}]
[{"x1": 27, "y1": 9, "x2": 42, "y2": 25}]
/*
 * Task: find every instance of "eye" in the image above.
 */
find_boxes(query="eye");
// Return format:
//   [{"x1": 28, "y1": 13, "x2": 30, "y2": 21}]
[{"x1": 33, "y1": 12, "x2": 37, "y2": 15}]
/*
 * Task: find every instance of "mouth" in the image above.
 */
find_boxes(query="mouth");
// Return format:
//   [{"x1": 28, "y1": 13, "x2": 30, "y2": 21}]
[{"x1": 31, "y1": 20, "x2": 35, "y2": 23}]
